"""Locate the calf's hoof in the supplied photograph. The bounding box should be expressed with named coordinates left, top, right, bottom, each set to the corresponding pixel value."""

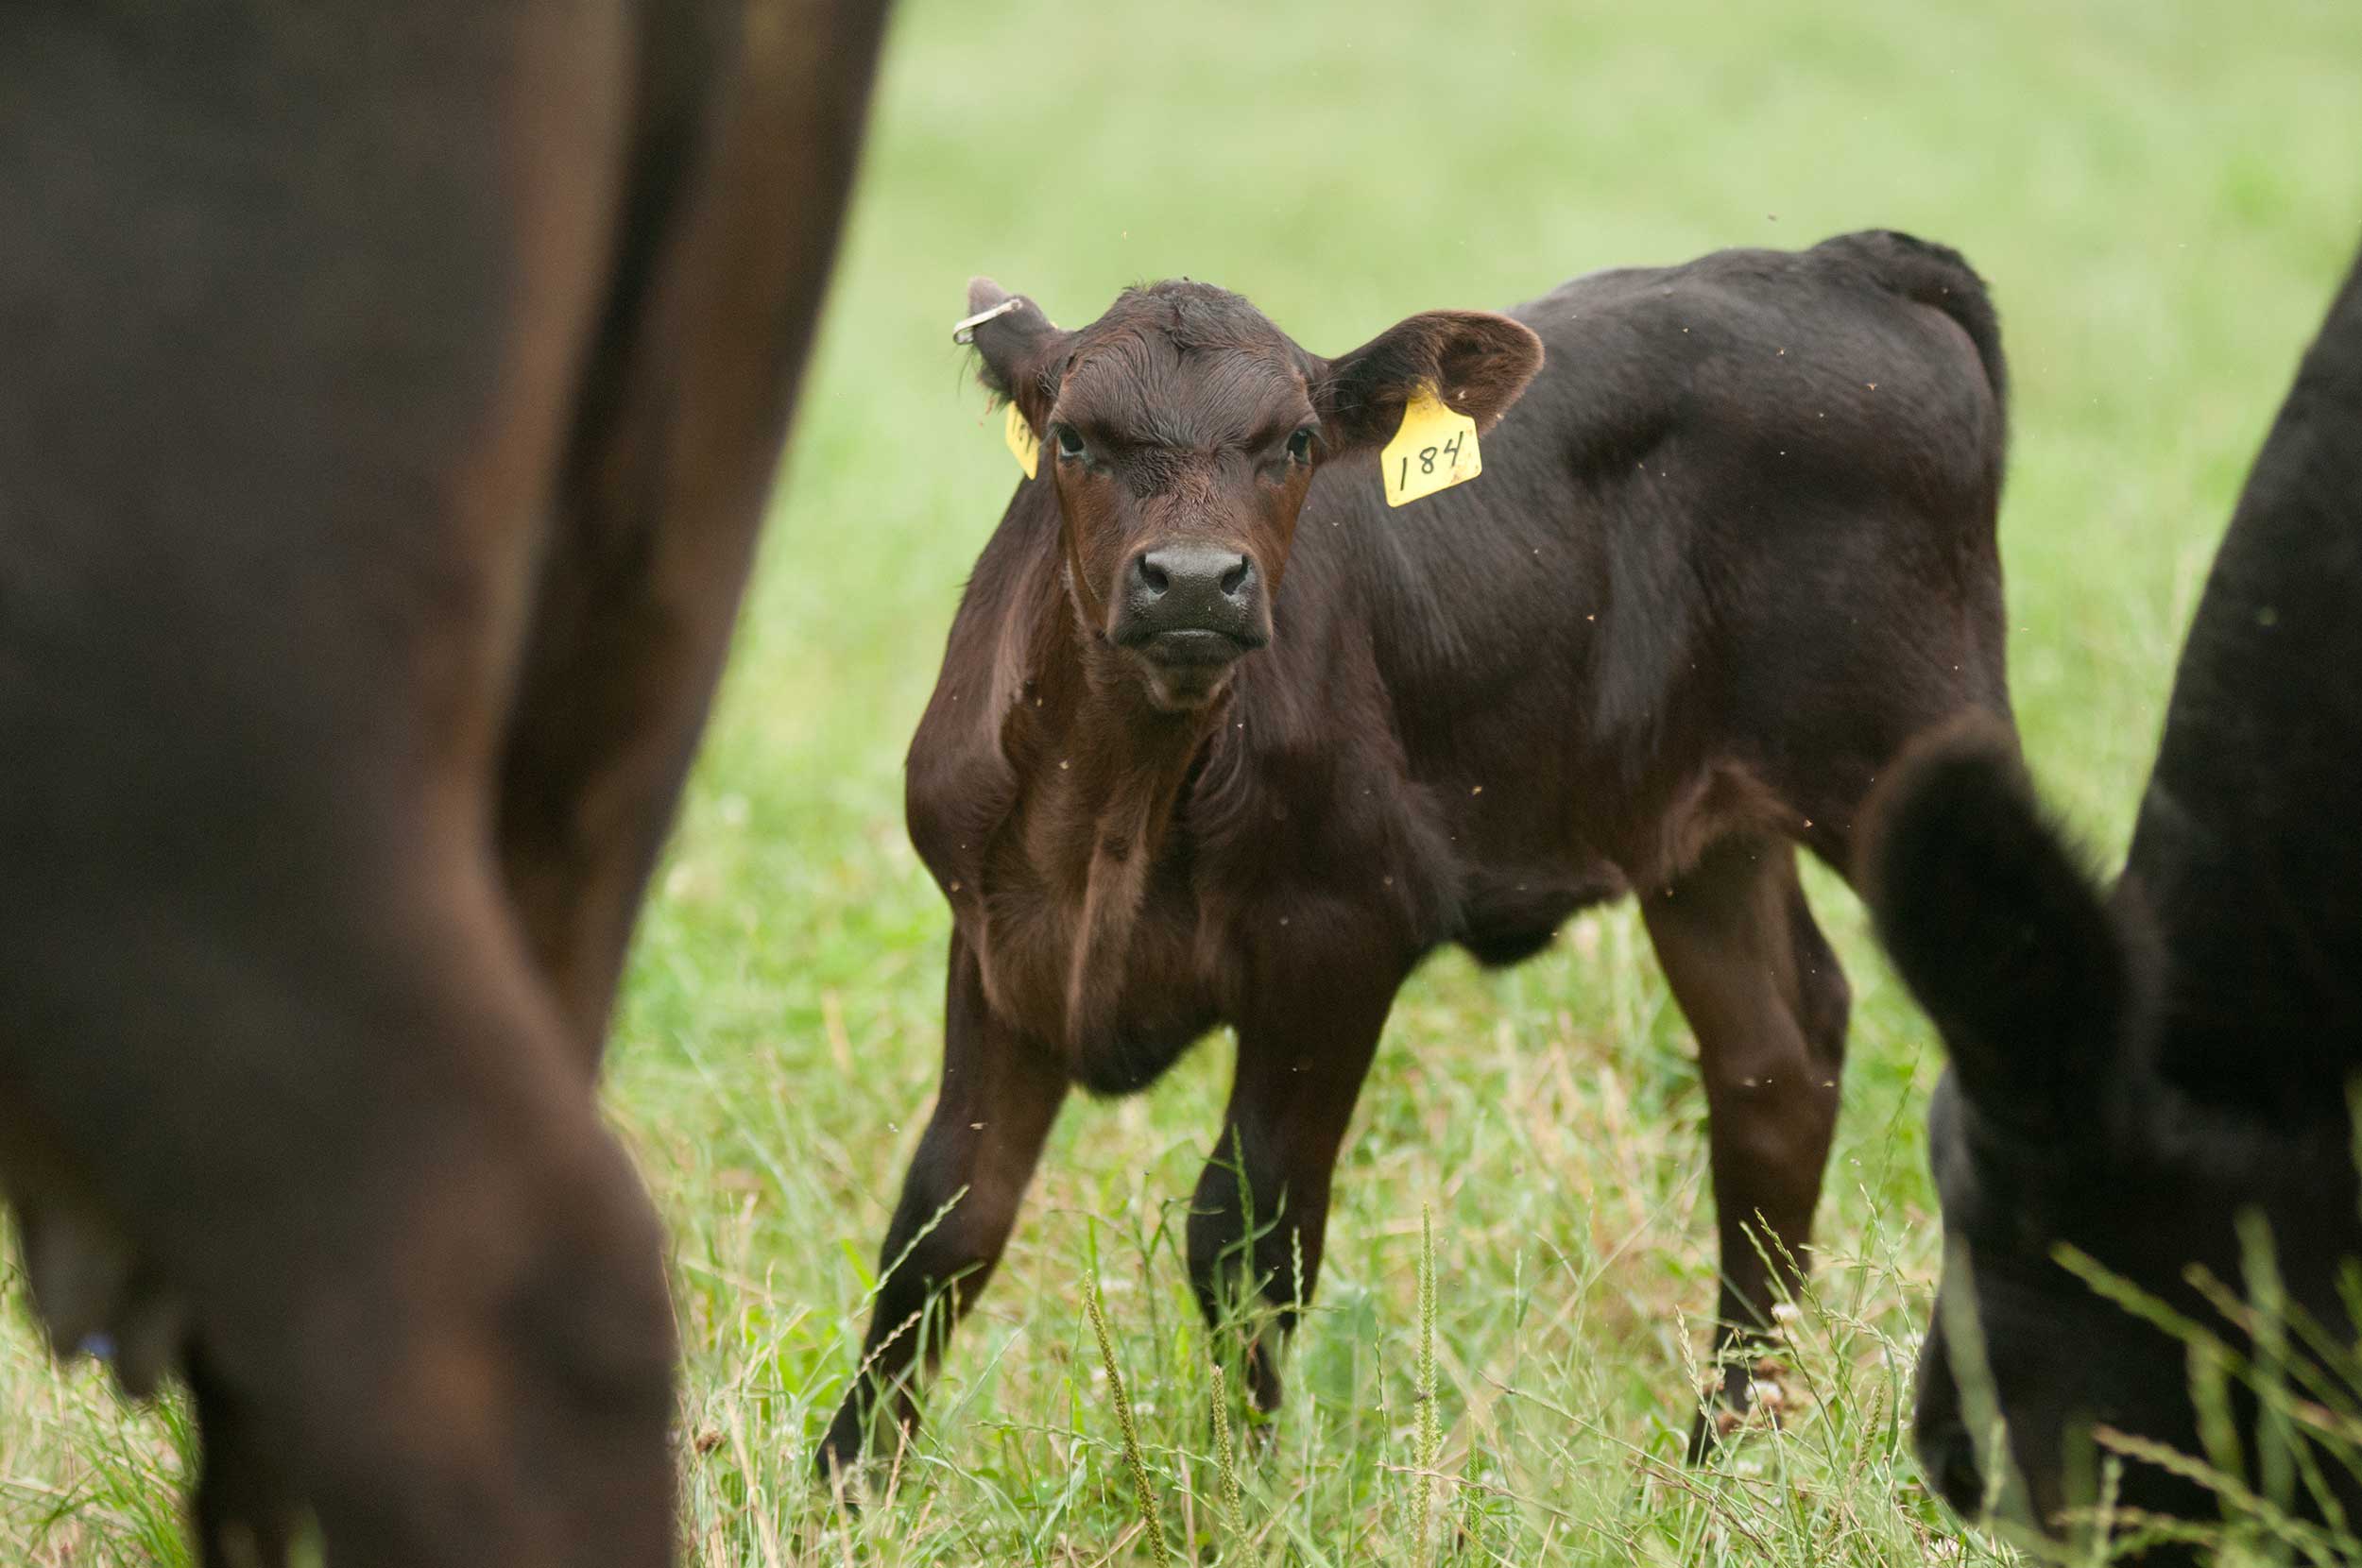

left=813, top=1412, right=865, bottom=1491
left=1686, top=1356, right=1796, bottom=1461
left=813, top=1389, right=919, bottom=1498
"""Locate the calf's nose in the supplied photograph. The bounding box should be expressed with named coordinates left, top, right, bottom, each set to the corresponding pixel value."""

left=1135, top=545, right=1251, bottom=605
left=1120, top=544, right=1262, bottom=647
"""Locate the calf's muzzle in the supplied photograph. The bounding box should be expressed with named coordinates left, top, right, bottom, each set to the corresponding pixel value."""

left=1115, top=543, right=1268, bottom=661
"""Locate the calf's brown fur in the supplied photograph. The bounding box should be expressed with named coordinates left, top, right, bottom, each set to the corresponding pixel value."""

left=821, top=230, right=2012, bottom=1472
left=0, top=2, right=887, bottom=1562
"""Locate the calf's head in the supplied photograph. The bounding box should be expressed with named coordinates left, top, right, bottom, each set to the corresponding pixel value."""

left=962, top=277, right=1540, bottom=710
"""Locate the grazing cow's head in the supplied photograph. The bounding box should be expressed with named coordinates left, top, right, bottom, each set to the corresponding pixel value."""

left=1863, top=724, right=2234, bottom=1547
left=1862, top=243, right=2362, bottom=1558
left=1872, top=736, right=2362, bottom=1555
left=962, top=278, right=1541, bottom=710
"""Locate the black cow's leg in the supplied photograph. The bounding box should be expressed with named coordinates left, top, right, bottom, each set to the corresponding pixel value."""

left=1640, top=834, right=1850, bottom=1458
left=816, top=934, right=1068, bottom=1479
left=1187, top=966, right=1396, bottom=1415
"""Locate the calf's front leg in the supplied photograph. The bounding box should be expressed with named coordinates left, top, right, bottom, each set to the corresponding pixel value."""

left=815, top=934, right=1067, bottom=1478
left=1187, top=953, right=1397, bottom=1413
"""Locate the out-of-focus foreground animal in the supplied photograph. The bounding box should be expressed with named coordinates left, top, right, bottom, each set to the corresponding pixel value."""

left=0, top=3, right=887, bottom=1562
left=1865, top=237, right=2362, bottom=1558
left=819, top=230, right=2013, bottom=1474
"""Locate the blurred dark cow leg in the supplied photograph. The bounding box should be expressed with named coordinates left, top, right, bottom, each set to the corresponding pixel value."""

left=0, top=3, right=887, bottom=1562
left=498, top=0, right=890, bottom=1063
left=188, top=1345, right=300, bottom=1568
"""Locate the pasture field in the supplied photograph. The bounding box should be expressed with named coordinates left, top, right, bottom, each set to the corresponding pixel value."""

left=5, top=0, right=2359, bottom=1561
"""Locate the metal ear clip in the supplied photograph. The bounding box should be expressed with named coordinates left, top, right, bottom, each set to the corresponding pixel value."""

left=951, top=297, right=1024, bottom=344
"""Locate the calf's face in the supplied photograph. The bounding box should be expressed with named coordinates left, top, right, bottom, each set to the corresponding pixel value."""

left=1864, top=721, right=2361, bottom=1558
left=963, top=278, right=1540, bottom=710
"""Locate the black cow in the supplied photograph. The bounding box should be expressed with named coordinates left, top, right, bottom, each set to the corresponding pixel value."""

left=1865, top=239, right=2362, bottom=1556
left=820, top=230, right=2013, bottom=1474
left=0, top=3, right=886, bottom=1563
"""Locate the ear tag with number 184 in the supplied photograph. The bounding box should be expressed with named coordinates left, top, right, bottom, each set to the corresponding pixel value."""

left=1380, top=384, right=1481, bottom=508
left=1003, top=402, right=1041, bottom=479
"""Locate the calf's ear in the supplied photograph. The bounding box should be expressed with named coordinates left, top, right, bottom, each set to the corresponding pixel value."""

left=1860, top=717, right=2134, bottom=1141
left=962, top=277, right=1073, bottom=436
left=1312, top=310, right=1543, bottom=454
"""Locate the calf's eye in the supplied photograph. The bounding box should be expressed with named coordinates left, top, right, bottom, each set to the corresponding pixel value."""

left=1286, top=426, right=1317, bottom=464
left=1055, top=426, right=1087, bottom=461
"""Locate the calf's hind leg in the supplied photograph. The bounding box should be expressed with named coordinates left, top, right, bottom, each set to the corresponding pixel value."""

left=1639, top=834, right=1850, bottom=1457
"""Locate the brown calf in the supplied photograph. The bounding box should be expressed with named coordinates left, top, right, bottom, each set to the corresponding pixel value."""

left=820, top=230, right=2011, bottom=1473
left=0, top=3, right=885, bottom=1563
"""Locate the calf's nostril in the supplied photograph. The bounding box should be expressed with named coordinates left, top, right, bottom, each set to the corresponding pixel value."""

left=1219, top=556, right=1250, bottom=596
left=1137, top=555, right=1170, bottom=594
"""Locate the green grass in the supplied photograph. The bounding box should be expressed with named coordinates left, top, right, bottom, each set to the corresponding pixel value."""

left=6, top=0, right=2360, bottom=1560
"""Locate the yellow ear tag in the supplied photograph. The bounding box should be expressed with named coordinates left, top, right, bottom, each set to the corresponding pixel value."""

left=1004, top=402, right=1041, bottom=479
left=1380, top=384, right=1481, bottom=508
